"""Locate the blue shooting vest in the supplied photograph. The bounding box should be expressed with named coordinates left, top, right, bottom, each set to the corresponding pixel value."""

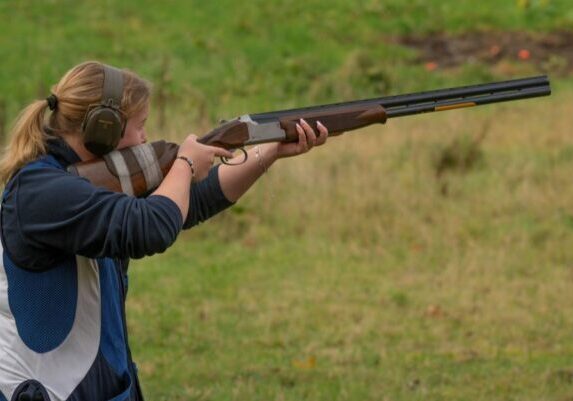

left=0, top=156, right=141, bottom=401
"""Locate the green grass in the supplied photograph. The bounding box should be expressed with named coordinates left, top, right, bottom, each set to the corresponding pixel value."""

left=2, top=1, right=573, bottom=399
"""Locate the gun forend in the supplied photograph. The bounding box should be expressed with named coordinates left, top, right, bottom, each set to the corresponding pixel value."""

left=278, top=104, right=387, bottom=141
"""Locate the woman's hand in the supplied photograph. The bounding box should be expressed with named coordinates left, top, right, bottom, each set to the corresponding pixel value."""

left=178, top=134, right=233, bottom=182
left=274, top=118, right=329, bottom=159
left=217, top=119, right=329, bottom=203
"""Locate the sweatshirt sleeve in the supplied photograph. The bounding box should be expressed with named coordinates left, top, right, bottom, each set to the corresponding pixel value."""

left=184, top=165, right=234, bottom=229
left=2, top=165, right=183, bottom=270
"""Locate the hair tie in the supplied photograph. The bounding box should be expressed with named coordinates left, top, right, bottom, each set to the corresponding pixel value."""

left=46, top=94, right=58, bottom=111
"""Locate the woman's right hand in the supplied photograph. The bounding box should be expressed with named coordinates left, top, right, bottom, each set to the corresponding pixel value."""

left=178, top=134, right=233, bottom=182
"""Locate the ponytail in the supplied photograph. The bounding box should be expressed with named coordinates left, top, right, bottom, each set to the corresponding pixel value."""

left=0, top=99, right=51, bottom=184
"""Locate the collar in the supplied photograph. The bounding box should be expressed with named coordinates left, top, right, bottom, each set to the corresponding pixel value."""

left=46, top=137, right=82, bottom=167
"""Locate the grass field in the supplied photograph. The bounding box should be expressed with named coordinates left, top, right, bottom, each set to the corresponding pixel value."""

left=1, top=1, right=573, bottom=400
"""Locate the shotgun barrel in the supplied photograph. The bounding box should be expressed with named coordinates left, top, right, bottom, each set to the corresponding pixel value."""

left=249, top=75, right=551, bottom=121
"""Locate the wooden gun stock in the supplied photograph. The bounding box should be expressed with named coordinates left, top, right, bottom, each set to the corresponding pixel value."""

left=67, top=141, right=179, bottom=197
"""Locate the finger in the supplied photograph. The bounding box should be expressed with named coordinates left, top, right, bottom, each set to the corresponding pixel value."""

left=296, top=123, right=309, bottom=153
left=300, top=118, right=317, bottom=146
left=317, top=121, right=328, bottom=136
left=316, top=121, right=328, bottom=145
left=213, top=147, right=234, bottom=159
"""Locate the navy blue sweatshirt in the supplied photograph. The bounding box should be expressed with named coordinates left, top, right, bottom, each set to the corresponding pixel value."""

left=1, top=138, right=233, bottom=270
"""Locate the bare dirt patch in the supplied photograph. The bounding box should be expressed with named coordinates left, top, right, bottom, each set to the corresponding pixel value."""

left=394, top=31, right=573, bottom=76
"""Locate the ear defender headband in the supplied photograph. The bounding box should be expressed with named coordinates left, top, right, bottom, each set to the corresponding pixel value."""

left=82, top=65, right=126, bottom=156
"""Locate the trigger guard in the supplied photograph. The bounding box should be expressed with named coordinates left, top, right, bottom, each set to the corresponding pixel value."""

left=221, top=148, right=248, bottom=165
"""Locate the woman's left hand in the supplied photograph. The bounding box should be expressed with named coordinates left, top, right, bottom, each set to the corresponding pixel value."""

left=274, top=118, right=329, bottom=159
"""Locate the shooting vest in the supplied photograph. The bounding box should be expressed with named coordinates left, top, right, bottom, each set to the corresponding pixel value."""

left=0, top=156, right=139, bottom=401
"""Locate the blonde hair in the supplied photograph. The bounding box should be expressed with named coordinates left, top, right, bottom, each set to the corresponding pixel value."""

left=0, top=61, right=151, bottom=184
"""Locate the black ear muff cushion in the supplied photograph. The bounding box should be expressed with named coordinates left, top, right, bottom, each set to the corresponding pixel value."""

left=83, top=106, right=124, bottom=156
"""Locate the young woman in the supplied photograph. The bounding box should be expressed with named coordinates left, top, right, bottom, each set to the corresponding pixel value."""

left=0, top=61, right=328, bottom=401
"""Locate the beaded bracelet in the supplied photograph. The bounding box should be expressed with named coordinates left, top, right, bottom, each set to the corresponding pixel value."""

left=176, top=155, right=195, bottom=178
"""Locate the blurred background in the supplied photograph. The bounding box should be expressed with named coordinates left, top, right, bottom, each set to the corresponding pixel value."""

left=1, top=1, right=572, bottom=400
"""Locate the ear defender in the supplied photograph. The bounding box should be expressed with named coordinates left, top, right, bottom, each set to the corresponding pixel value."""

left=82, top=65, right=126, bottom=157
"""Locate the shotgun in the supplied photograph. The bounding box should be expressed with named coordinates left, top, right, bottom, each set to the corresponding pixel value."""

left=67, top=75, right=551, bottom=196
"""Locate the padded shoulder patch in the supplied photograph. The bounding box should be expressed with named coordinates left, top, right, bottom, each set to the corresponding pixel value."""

left=3, top=253, right=78, bottom=353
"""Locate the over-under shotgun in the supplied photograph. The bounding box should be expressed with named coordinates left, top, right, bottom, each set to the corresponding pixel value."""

left=68, top=75, right=551, bottom=196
